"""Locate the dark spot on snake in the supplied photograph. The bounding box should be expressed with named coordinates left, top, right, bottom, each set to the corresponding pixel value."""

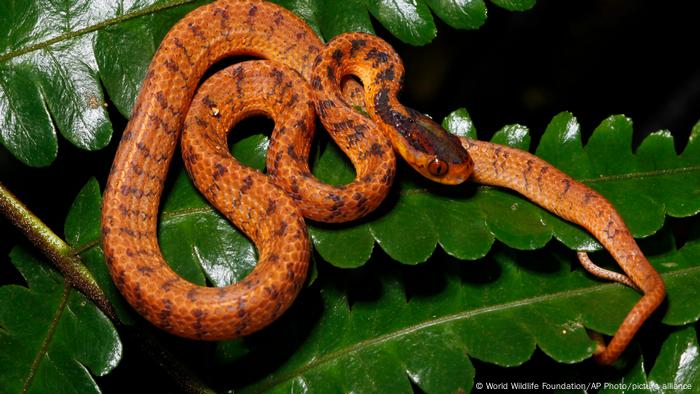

left=266, top=199, right=277, bottom=215
left=213, top=162, right=227, bottom=179
left=163, top=59, right=179, bottom=72
left=311, top=76, right=322, bottom=90
left=332, top=49, right=343, bottom=64
left=136, top=142, right=150, bottom=156
left=240, top=175, right=254, bottom=194
left=120, top=227, right=136, bottom=238
left=264, top=285, right=280, bottom=299
left=365, top=48, right=389, bottom=66
left=187, top=288, right=199, bottom=301
left=289, top=177, right=301, bottom=196
left=326, top=65, right=336, bottom=83
left=275, top=220, right=288, bottom=237
left=194, top=116, right=208, bottom=128
left=356, top=195, right=369, bottom=210
left=370, top=143, right=384, bottom=157
left=312, top=54, right=322, bottom=68
left=237, top=309, right=247, bottom=318
left=317, top=100, right=335, bottom=117
left=561, top=179, right=571, bottom=195
left=133, top=283, right=142, bottom=300
left=154, top=91, right=168, bottom=109
left=271, top=68, right=284, bottom=87
left=294, top=119, right=307, bottom=134
left=603, top=219, right=619, bottom=239
left=187, top=23, right=206, bottom=41
left=535, top=165, right=550, bottom=187
left=183, top=150, right=198, bottom=164
left=159, top=298, right=173, bottom=325
left=583, top=191, right=595, bottom=205
left=376, top=66, right=395, bottom=82
left=269, top=253, right=279, bottom=263
left=160, top=278, right=178, bottom=292
left=273, top=10, right=284, bottom=25
left=287, top=145, right=300, bottom=161
left=131, top=163, right=144, bottom=176
left=287, top=93, right=299, bottom=107
left=248, top=4, right=258, bottom=17
left=308, top=45, right=319, bottom=54
left=115, top=269, right=126, bottom=287
left=350, top=39, right=366, bottom=56
left=213, top=7, right=229, bottom=21
left=137, top=265, right=154, bottom=276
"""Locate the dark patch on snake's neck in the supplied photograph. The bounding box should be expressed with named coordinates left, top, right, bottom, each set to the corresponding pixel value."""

left=373, top=88, right=469, bottom=165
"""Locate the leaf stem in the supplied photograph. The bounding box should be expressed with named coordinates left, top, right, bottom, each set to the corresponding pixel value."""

left=0, top=180, right=117, bottom=320
left=1, top=181, right=218, bottom=393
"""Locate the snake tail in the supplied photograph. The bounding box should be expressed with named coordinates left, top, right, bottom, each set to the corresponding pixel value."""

left=462, top=137, right=665, bottom=364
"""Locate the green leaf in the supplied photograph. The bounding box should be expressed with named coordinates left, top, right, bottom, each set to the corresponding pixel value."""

left=490, top=0, right=536, bottom=12
left=648, top=326, right=700, bottom=392
left=301, top=111, right=700, bottom=266
left=367, top=0, right=437, bottom=46
left=235, top=234, right=700, bottom=392
left=148, top=109, right=700, bottom=273
left=1, top=0, right=537, bottom=166
left=425, top=0, right=487, bottom=30
left=0, top=0, right=120, bottom=166
left=0, top=246, right=122, bottom=393
left=600, top=326, right=700, bottom=393
left=94, top=1, right=207, bottom=117
left=64, top=178, right=135, bottom=324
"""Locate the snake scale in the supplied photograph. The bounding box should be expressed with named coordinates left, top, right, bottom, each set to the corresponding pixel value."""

left=101, top=0, right=665, bottom=365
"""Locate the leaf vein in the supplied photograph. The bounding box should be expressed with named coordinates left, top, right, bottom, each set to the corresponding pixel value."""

left=254, top=265, right=698, bottom=391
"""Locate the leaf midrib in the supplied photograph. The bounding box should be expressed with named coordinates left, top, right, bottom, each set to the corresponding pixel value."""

left=21, top=282, right=71, bottom=393
left=250, top=266, right=699, bottom=393
left=0, top=0, right=197, bottom=63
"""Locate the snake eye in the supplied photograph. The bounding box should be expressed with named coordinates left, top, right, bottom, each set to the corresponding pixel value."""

left=428, top=158, right=448, bottom=177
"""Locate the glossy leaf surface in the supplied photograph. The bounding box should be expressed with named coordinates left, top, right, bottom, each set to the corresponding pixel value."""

left=233, top=235, right=700, bottom=392
left=0, top=247, right=121, bottom=393
left=1, top=0, right=532, bottom=166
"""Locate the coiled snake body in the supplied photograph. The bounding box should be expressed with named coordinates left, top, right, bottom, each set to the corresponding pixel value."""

left=102, top=0, right=664, bottom=365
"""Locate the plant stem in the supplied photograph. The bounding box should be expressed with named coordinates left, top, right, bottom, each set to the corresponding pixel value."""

left=0, top=180, right=117, bottom=320
left=1, top=180, right=217, bottom=393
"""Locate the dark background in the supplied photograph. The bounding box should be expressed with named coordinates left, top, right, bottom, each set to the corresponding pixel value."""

left=1, top=0, right=699, bottom=390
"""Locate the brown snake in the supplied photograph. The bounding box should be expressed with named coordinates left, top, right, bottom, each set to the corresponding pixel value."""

left=101, top=0, right=665, bottom=365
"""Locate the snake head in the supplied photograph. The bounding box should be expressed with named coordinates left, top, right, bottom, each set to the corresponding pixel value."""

left=396, top=108, right=474, bottom=185
left=371, top=87, right=472, bottom=185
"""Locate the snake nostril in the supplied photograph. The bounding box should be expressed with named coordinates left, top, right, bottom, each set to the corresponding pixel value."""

left=428, top=157, right=448, bottom=177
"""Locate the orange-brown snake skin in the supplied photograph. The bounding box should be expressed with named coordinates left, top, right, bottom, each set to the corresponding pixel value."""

left=101, top=0, right=665, bottom=365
